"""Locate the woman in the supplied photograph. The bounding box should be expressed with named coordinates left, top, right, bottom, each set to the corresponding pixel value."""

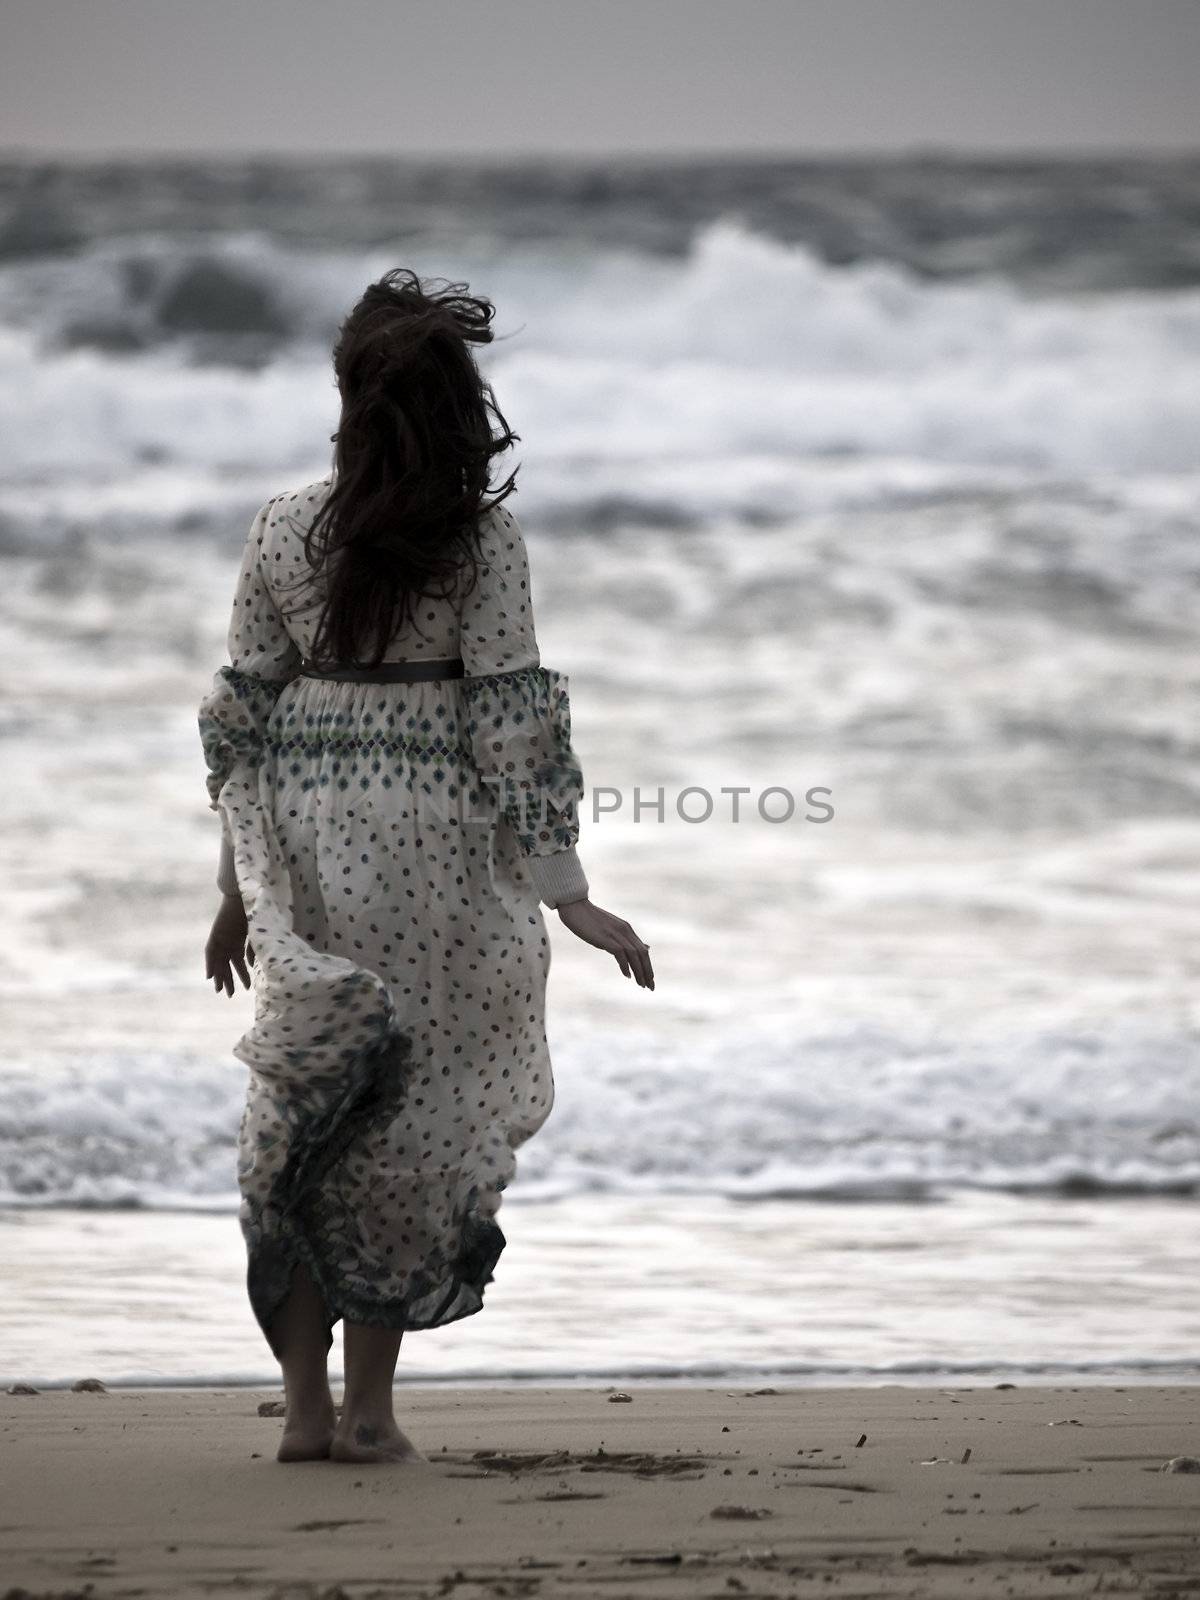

left=199, top=268, right=653, bottom=1466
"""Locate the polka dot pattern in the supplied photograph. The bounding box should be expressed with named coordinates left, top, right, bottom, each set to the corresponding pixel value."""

left=198, top=478, right=583, bottom=1349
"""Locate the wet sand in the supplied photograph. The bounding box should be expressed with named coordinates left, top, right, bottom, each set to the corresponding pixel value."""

left=2, top=1384, right=1199, bottom=1596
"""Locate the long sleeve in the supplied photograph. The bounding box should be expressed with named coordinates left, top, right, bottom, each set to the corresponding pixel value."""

left=460, top=504, right=589, bottom=909
left=200, top=496, right=303, bottom=896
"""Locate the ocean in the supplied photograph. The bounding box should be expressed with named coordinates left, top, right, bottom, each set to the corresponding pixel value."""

left=1, top=153, right=1198, bottom=1386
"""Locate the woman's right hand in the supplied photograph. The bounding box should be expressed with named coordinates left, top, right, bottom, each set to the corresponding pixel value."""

left=205, top=892, right=255, bottom=997
left=555, top=898, right=654, bottom=990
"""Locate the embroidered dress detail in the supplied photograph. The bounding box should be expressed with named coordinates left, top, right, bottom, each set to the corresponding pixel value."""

left=462, top=667, right=583, bottom=853
left=198, top=481, right=586, bottom=1350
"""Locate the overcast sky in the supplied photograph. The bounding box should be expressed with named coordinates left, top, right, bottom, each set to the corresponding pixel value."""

left=1, top=0, right=1196, bottom=159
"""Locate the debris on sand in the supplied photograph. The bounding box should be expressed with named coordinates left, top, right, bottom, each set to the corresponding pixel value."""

left=71, top=1378, right=108, bottom=1394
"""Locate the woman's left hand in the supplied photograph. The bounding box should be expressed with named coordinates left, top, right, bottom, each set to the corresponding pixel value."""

left=205, top=893, right=255, bottom=995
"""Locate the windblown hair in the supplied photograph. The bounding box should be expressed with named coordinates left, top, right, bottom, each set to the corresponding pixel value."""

left=282, top=267, right=520, bottom=667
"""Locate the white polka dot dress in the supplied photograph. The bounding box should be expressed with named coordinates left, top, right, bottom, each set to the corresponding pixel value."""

left=198, top=477, right=587, bottom=1348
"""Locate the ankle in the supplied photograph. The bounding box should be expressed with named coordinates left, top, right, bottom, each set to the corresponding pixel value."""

left=283, top=1379, right=334, bottom=1418
left=337, top=1395, right=397, bottom=1430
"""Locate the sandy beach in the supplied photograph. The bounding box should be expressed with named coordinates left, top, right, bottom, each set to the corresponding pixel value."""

left=3, top=1384, right=1199, bottom=1596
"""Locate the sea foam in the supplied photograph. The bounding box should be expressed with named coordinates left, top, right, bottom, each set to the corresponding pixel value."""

left=3, top=1023, right=1197, bottom=1209
left=2, top=221, right=1199, bottom=539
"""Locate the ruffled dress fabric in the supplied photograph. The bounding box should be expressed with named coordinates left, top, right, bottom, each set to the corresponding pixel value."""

left=198, top=479, right=583, bottom=1350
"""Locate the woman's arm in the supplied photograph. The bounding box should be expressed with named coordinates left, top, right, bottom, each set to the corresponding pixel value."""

left=457, top=504, right=652, bottom=987
left=460, top=503, right=589, bottom=908
left=217, top=823, right=238, bottom=897
left=201, top=494, right=302, bottom=911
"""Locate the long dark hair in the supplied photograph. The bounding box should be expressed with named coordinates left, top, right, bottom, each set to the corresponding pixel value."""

left=281, top=267, right=520, bottom=667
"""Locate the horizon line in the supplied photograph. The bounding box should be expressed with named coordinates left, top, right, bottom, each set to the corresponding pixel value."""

left=2, top=142, right=1199, bottom=166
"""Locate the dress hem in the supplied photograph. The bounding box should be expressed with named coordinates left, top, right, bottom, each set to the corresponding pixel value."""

left=251, top=1205, right=507, bottom=1356
left=242, top=1018, right=508, bottom=1353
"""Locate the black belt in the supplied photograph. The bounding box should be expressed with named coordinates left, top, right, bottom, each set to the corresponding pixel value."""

left=299, top=656, right=465, bottom=683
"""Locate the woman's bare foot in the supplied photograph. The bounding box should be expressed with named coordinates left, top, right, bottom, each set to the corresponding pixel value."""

left=330, top=1415, right=428, bottom=1464
left=277, top=1400, right=337, bottom=1463
left=271, top=1264, right=337, bottom=1462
